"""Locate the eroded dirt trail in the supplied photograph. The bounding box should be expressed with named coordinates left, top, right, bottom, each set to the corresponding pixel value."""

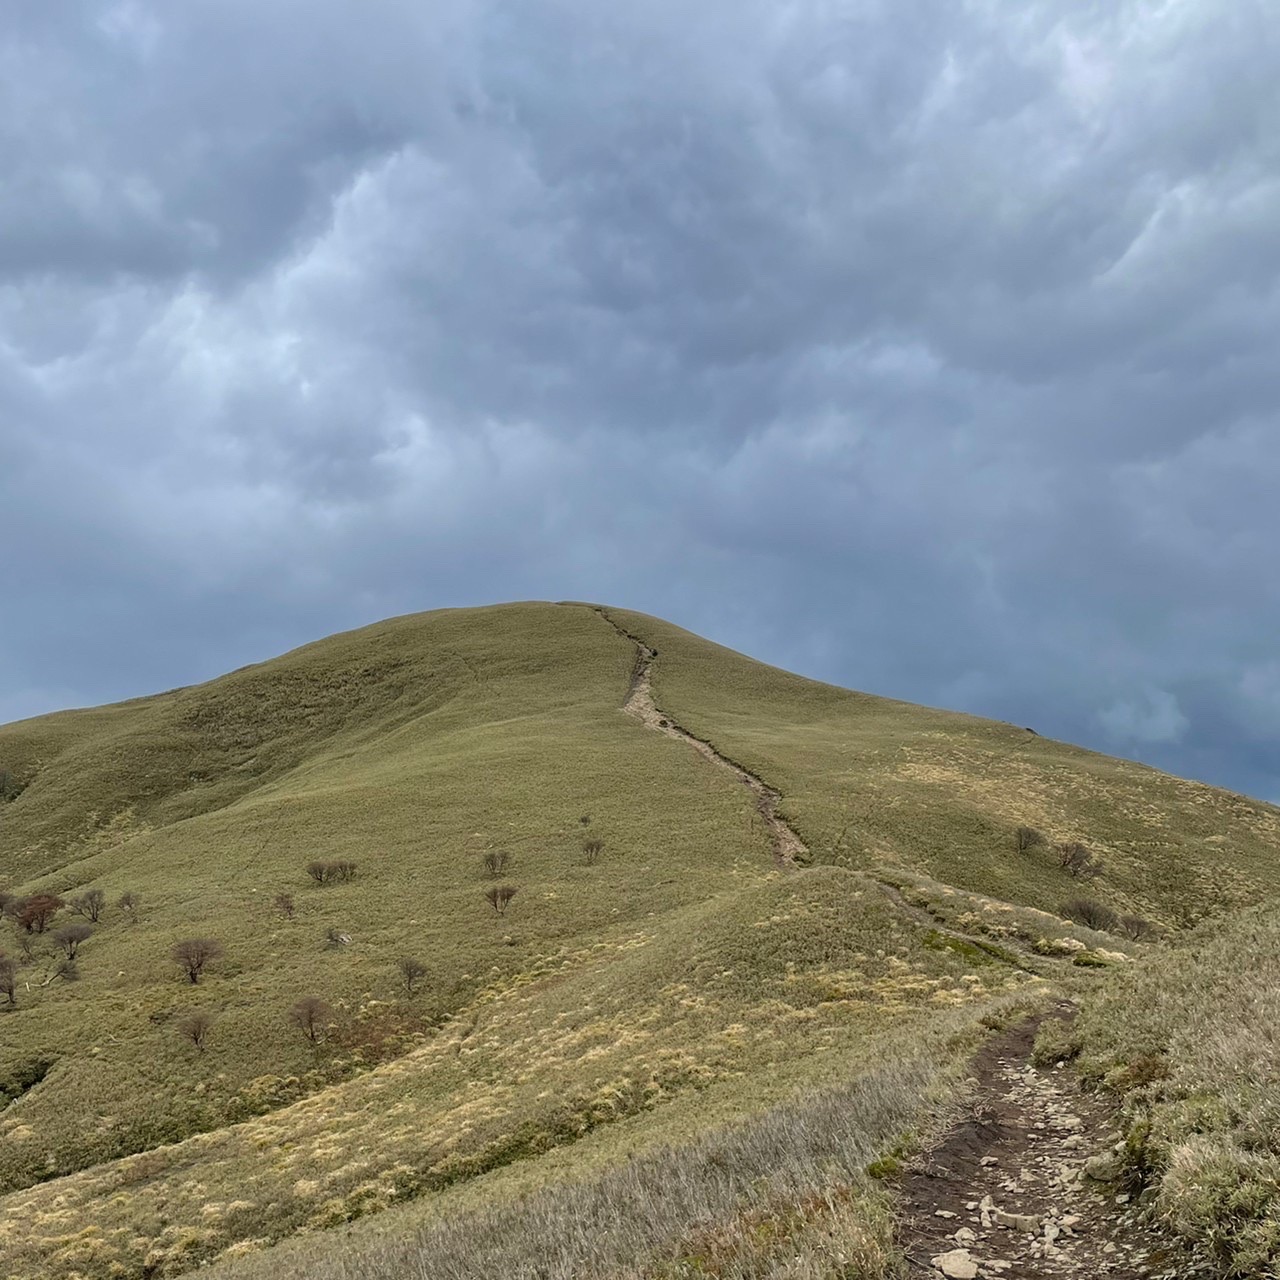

left=594, top=609, right=806, bottom=868
left=899, top=1014, right=1200, bottom=1280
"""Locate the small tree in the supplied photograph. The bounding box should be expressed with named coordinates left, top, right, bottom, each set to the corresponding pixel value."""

left=178, top=1010, right=214, bottom=1052
left=482, top=849, right=511, bottom=877
left=172, top=938, right=224, bottom=984
left=396, top=956, right=427, bottom=996
left=485, top=885, right=518, bottom=916
left=1057, top=842, right=1103, bottom=880
left=291, top=995, right=331, bottom=1044
left=1061, top=898, right=1118, bottom=932
left=306, top=861, right=330, bottom=884
left=118, top=890, right=139, bottom=919
left=1014, top=826, right=1045, bottom=854
left=1118, top=914, right=1156, bottom=941
left=273, top=893, right=296, bottom=920
left=581, top=838, right=604, bottom=865
left=17, top=894, right=64, bottom=934
left=53, top=923, right=92, bottom=960
left=0, top=956, right=15, bottom=1006
left=330, top=860, right=357, bottom=882
left=70, top=889, right=107, bottom=923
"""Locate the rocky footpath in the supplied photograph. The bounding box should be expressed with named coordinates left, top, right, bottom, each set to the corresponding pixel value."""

left=897, top=1012, right=1207, bottom=1280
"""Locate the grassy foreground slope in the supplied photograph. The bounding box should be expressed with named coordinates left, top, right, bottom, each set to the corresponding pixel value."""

left=0, top=601, right=1275, bottom=1278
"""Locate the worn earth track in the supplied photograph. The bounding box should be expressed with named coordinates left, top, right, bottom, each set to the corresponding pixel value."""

left=898, top=1012, right=1202, bottom=1280
left=593, top=608, right=806, bottom=869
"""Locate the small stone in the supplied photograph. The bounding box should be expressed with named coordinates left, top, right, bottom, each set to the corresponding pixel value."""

left=993, top=1208, right=1041, bottom=1234
left=955, top=1227, right=977, bottom=1245
left=1103, top=1242, right=1118, bottom=1254
left=931, top=1249, right=980, bottom=1279
left=980, top=1156, right=999, bottom=1166
left=935, top=1209, right=958, bottom=1219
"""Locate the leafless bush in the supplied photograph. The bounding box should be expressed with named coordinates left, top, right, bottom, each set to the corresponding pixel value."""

left=396, top=956, right=427, bottom=996
left=1118, top=914, right=1156, bottom=941
left=178, top=1010, right=214, bottom=1052
left=1015, top=826, right=1045, bottom=854
left=579, top=814, right=592, bottom=826
left=291, top=995, right=331, bottom=1043
left=171, top=938, right=224, bottom=984
left=0, top=956, right=15, bottom=1006
left=485, top=885, right=518, bottom=916
left=53, top=923, right=92, bottom=959
left=273, top=893, right=296, bottom=919
left=1057, top=841, right=1103, bottom=879
left=1061, top=898, right=1118, bottom=932
left=582, top=837, right=605, bottom=864
left=70, top=889, right=106, bottom=922
left=325, top=927, right=351, bottom=949
left=16, top=894, right=64, bottom=934
left=118, top=890, right=139, bottom=919
left=482, top=850, right=511, bottom=878
left=306, top=860, right=357, bottom=884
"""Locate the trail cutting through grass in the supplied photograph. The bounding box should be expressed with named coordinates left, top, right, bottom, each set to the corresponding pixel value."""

left=898, top=1012, right=1203, bottom=1280
left=593, top=608, right=806, bottom=868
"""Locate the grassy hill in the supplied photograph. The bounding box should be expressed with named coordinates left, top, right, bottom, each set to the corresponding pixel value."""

left=1, top=601, right=1276, bottom=1279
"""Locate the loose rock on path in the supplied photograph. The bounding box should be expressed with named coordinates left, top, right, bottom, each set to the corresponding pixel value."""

left=897, top=1010, right=1207, bottom=1280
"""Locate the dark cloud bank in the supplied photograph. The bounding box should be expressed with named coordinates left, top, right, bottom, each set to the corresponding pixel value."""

left=3, top=1, right=1279, bottom=798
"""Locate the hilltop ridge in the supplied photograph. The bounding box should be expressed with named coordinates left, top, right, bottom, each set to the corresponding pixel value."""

left=2, top=602, right=1277, bottom=1278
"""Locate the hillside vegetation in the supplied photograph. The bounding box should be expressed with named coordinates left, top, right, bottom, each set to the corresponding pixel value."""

left=1, top=601, right=1275, bottom=1278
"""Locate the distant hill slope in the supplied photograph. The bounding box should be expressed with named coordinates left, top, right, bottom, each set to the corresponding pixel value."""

left=1, top=601, right=1276, bottom=1279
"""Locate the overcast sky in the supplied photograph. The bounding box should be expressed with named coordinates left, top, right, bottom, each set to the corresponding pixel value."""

left=3, top=1, right=1279, bottom=799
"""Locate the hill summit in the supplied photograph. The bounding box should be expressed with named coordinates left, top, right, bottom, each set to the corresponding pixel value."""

left=1, top=602, right=1277, bottom=1279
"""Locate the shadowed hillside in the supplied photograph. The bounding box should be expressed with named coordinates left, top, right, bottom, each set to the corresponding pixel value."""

left=1, top=602, right=1275, bottom=1278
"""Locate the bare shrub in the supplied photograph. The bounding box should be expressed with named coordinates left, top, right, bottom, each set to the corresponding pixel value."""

left=273, top=893, right=296, bottom=920
left=118, top=890, right=139, bottom=918
left=1118, top=914, right=1157, bottom=941
left=396, top=956, right=427, bottom=996
left=53, top=924, right=92, bottom=959
left=0, top=768, right=22, bottom=802
left=178, top=1010, right=214, bottom=1052
left=579, top=814, right=591, bottom=826
left=17, top=894, right=64, bottom=934
left=482, top=850, right=511, bottom=878
left=0, top=956, right=15, bottom=1005
left=171, top=938, right=223, bottom=984
left=1061, top=898, right=1118, bottom=932
left=325, top=927, right=351, bottom=949
left=1015, top=826, right=1045, bottom=854
left=1057, top=842, right=1103, bottom=879
left=70, top=889, right=106, bottom=922
left=485, top=885, right=518, bottom=916
left=582, top=838, right=605, bottom=865
left=291, top=995, right=331, bottom=1043
left=307, top=860, right=356, bottom=884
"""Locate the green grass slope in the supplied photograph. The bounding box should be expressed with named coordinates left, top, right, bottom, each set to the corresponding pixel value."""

left=0, top=601, right=1274, bottom=1279
left=611, top=607, right=1280, bottom=927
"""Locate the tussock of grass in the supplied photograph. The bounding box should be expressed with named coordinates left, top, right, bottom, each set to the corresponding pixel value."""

left=1036, top=908, right=1280, bottom=1276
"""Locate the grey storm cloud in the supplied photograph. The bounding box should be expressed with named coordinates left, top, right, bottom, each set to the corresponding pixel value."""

left=2, top=0, right=1280, bottom=797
